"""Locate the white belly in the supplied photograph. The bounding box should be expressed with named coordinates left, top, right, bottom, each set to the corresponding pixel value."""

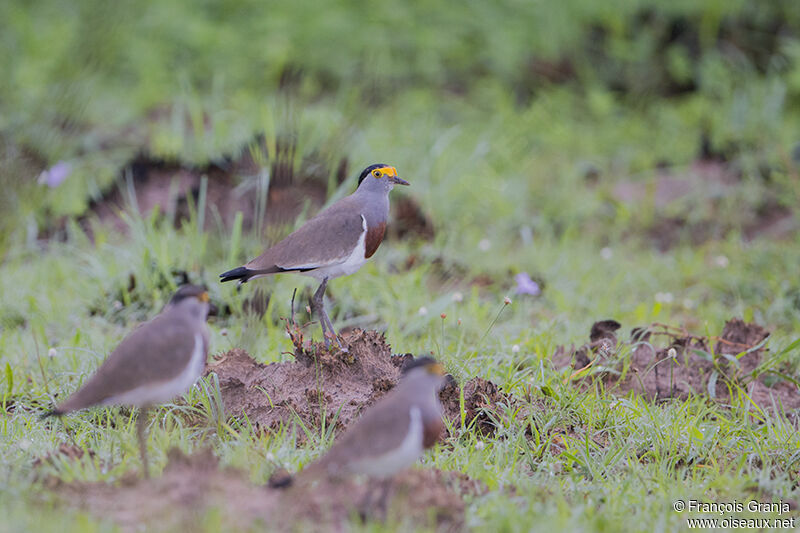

left=350, top=406, right=424, bottom=478
left=101, top=333, right=207, bottom=407
left=304, top=214, right=368, bottom=281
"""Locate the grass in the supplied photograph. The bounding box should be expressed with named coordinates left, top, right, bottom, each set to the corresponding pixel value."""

left=2, top=0, right=800, bottom=530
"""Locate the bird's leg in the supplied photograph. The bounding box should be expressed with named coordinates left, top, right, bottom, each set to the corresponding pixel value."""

left=312, top=278, right=347, bottom=351
left=358, top=478, right=378, bottom=521
left=322, top=308, right=345, bottom=351
left=136, top=406, right=151, bottom=479
left=312, top=278, right=331, bottom=347
left=376, top=478, right=393, bottom=520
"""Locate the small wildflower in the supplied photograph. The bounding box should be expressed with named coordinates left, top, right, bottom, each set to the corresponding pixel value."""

left=220, top=328, right=228, bottom=337
left=305, top=305, right=312, bottom=314
left=600, top=247, right=613, bottom=260
left=47, top=348, right=57, bottom=358
left=511, top=344, right=520, bottom=353
left=655, top=292, right=674, bottom=304
left=38, top=161, right=72, bottom=188
left=452, top=291, right=463, bottom=303
left=514, top=272, right=541, bottom=296
left=682, top=298, right=695, bottom=309
left=478, top=239, right=491, bottom=252
left=474, top=441, right=485, bottom=451
left=112, top=300, right=123, bottom=310
left=440, top=313, right=447, bottom=319
left=418, top=306, right=428, bottom=316
left=457, top=318, right=462, bottom=326
left=265, top=452, right=275, bottom=462
left=503, top=296, right=512, bottom=305
left=714, top=255, right=730, bottom=268
left=667, top=347, right=677, bottom=359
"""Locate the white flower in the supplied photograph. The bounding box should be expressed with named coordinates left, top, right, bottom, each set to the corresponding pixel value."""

left=265, top=452, right=275, bottom=462
left=474, top=441, right=485, bottom=450
left=47, top=348, right=57, bottom=358
left=220, top=328, right=229, bottom=337
left=655, top=292, right=674, bottom=304
left=452, top=292, right=464, bottom=303
left=511, top=344, right=520, bottom=353
left=503, top=296, right=512, bottom=305
left=714, top=255, right=729, bottom=268
left=418, top=307, right=428, bottom=316
left=600, top=247, right=613, bottom=260
left=478, top=239, right=491, bottom=252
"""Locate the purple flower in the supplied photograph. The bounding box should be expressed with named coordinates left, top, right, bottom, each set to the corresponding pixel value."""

left=38, top=161, right=72, bottom=188
left=514, top=272, right=541, bottom=296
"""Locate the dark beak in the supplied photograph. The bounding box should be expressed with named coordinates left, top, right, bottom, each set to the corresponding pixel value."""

left=391, top=176, right=410, bottom=186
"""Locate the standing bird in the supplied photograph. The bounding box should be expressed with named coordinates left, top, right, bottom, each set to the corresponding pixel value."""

left=290, top=356, right=446, bottom=491
left=219, top=163, right=409, bottom=349
left=42, top=285, right=212, bottom=478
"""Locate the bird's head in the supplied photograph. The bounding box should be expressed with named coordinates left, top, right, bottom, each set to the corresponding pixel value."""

left=402, top=356, right=448, bottom=389
left=357, top=163, right=409, bottom=193
left=168, top=284, right=213, bottom=319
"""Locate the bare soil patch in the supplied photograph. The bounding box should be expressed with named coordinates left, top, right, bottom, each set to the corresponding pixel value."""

left=610, top=160, right=796, bottom=250
left=54, top=448, right=483, bottom=532
left=206, top=327, right=518, bottom=439
left=85, top=151, right=330, bottom=235
left=83, top=142, right=434, bottom=242
left=554, top=318, right=800, bottom=414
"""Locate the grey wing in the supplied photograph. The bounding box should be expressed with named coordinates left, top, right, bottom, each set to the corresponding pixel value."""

left=319, top=400, right=413, bottom=467
left=56, top=314, right=198, bottom=412
left=246, top=203, right=365, bottom=271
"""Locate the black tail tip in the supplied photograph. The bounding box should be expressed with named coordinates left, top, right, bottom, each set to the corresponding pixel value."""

left=267, top=468, right=294, bottom=489
left=219, top=267, right=250, bottom=284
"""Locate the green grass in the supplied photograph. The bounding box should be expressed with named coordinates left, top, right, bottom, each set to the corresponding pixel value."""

left=2, top=0, right=800, bottom=530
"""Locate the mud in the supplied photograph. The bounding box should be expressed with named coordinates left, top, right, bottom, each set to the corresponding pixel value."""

left=54, top=448, right=483, bottom=532
left=555, top=318, right=800, bottom=413
left=32, top=443, right=96, bottom=468
left=85, top=151, right=329, bottom=235
left=206, top=328, right=516, bottom=439
left=610, top=161, right=796, bottom=250
left=84, top=144, right=434, bottom=242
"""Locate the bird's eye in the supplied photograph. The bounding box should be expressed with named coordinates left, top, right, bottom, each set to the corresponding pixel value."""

left=372, top=170, right=382, bottom=178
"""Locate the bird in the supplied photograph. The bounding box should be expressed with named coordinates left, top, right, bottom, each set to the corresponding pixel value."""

left=42, top=285, right=212, bottom=478
left=282, top=356, right=446, bottom=497
left=219, top=163, right=409, bottom=349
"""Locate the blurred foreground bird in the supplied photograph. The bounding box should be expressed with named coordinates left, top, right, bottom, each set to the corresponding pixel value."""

left=219, top=163, right=409, bottom=349
left=275, top=357, right=447, bottom=507
left=42, top=285, right=212, bottom=478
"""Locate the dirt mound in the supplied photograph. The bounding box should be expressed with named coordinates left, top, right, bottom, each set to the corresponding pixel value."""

left=55, top=449, right=483, bottom=532
left=439, top=377, right=514, bottom=435
left=206, top=328, right=515, bottom=439
left=555, top=318, right=800, bottom=413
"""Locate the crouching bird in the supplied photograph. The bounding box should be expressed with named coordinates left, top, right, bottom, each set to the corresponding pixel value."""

left=276, top=357, right=447, bottom=511
left=219, top=163, right=409, bottom=350
left=42, top=285, right=212, bottom=478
